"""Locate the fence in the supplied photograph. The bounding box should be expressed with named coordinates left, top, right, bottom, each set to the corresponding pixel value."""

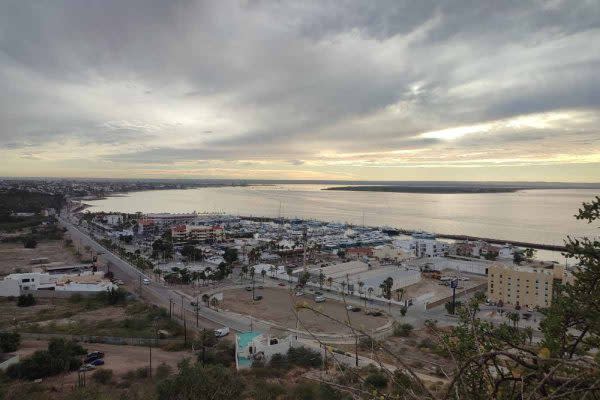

left=425, top=283, right=487, bottom=310
left=20, top=332, right=184, bottom=347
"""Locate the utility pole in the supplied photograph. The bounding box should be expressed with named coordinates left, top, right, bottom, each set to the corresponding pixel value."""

left=196, top=295, right=199, bottom=327
left=451, top=278, right=458, bottom=314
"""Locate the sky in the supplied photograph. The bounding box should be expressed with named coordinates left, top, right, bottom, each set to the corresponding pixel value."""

left=1, top=1, right=599, bottom=182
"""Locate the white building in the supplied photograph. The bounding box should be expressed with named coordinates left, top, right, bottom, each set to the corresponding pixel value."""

left=105, top=214, right=123, bottom=226
left=394, top=238, right=449, bottom=258
left=236, top=332, right=298, bottom=369
left=0, top=271, right=116, bottom=296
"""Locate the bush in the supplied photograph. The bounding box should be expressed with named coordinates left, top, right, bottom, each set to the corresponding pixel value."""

left=23, top=239, right=37, bottom=249
left=364, top=371, right=389, bottom=389
left=359, top=337, right=378, bottom=350
left=268, top=353, right=289, bottom=369
left=69, top=293, right=83, bottom=303
left=249, top=380, right=287, bottom=400
left=91, top=369, right=113, bottom=384
left=157, top=362, right=244, bottom=400
left=17, top=294, right=36, bottom=307
left=287, top=346, right=322, bottom=368
left=393, top=322, right=414, bottom=337
left=154, top=363, right=172, bottom=380
left=6, top=338, right=86, bottom=380
left=0, top=332, right=21, bottom=352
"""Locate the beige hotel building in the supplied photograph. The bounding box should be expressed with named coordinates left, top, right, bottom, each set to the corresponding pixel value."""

left=487, top=262, right=573, bottom=309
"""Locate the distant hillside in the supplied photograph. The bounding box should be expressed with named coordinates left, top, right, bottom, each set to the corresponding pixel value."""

left=0, top=189, right=65, bottom=213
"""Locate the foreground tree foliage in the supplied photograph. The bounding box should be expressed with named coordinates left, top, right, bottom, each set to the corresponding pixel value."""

left=432, top=196, right=600, bottom=399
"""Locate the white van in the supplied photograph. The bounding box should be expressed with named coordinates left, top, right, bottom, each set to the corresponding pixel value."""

left=214, top=327, right=230, bottom=337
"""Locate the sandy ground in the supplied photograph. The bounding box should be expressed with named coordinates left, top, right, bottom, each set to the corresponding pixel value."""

left=0, top=240, right=80, bottom=276
left=221, top=287, right=389, bottom=334
left=404, top=271, right=487, bottom=301
left=17, top=339, right=193, bottom=385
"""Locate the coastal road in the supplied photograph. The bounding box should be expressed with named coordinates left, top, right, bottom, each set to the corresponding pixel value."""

left=58, top=215, right=268, bottom=334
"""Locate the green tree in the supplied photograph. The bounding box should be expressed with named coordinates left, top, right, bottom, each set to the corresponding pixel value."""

left=223, top=248, right=238, bottom=265
left=379, top=277, right=393, bottom=300
left=157, top=361, right=244, bottom=400
left=0, top=332, right=20, bottom=352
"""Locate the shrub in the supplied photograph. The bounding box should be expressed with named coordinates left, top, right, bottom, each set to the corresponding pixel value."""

left=157, top=362, right=244, bottom=400
left=24, top=239, right=37, bottom=249
left=269, top=353, right=289, bottom=369
left=393, top=322, right=414, bottom=337
left=364, top=371, right=389, bottom=389
left=287, top=346, right=322, bottom=368
left=91, top=369, right=113, bottom=384
left=154, top=363, right=172, bottom=380
left=0, top=332, right=21, bottom=352
left=69, top=293, right=83, bottom=303
left=249, top=380, right=287, bottom=400
left=17, top=294, right=36, bottom=307
left=359, top=337, right=378, bottom=350
left=6, top=338, right=86, bottom=380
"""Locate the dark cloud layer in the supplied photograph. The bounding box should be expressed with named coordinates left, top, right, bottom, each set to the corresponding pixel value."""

left=0, top=0, right=599, bottom=177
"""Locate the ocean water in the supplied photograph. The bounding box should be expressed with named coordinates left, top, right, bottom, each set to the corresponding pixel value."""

left=85, top=185, right=598, bottom=248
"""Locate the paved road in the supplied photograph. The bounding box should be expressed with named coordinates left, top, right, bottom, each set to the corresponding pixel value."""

left=58, top=215, right=259, bottom=333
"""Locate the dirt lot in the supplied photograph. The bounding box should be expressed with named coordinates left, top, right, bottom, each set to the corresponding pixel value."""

left=0, top=240, right=79, bottom=275
left=404, top=271, right=487, bottom=302
left=17, top=339, right=193, bottom=385
left=221, top=287, right=390, bottom=334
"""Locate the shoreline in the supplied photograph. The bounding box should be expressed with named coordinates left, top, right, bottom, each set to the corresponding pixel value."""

left=323, top=186, right=522, bottom=194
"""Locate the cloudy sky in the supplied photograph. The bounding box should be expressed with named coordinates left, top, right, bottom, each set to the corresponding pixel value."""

left=1, top=1, right=599, bottom=181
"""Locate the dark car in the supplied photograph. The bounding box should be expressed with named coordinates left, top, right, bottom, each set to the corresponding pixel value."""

left=253, top=295, right=263, bottom=301
left=245, top=286, right=252, bottom=291
left=278, top=282, right=286, bottom=286
left=87, top=351, right=105, bottom=359
left=90, top=359, right=105, bottom=366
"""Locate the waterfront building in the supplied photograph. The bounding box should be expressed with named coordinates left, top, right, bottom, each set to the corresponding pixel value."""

left=487, top=262, right=574, bottom=308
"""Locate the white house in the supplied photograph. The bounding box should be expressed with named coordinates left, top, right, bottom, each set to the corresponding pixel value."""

left=235, top=332, right=298, bottom=369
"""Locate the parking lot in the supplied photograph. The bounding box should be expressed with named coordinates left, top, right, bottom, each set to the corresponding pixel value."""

left=220, top=287, right=390, bottom=334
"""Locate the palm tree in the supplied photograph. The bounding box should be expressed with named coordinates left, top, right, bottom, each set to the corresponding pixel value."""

left=269, top=265, right=276, bottom=278
left=241, top=265, right=248, bottom=283
left=261, top=269, right=266, bottom=282
left=340, top=281, right=346, bottom=294
left=318, top=270, right=325, bottom=290
left=326, top=277, right=333, bottom=290
left=365, top=286, right=374, bottom=309
left=358, top=281, right=365, bottom=294
left=395, top=288, right=405, bottom=303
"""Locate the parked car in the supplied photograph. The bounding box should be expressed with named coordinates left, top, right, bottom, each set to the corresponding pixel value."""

left=142, top=278, right=150, bottom=285
left=245, top=286, right=252, bottom=291
left=214, top=327, right=230, bottom=338
left=346, top=305, right=354, bottom=310
left=315, top=296, right=325, bottom=303
left=258, top=285, right=264, bottom=289
left=190, top=301, right=198, bottom=307
left=90, top=359, right=105, bottom=366
left=351, top=307, right=362, bottom=312
left=79, top=364, right=96, bottom=372
left=295, top=291, right=304, bottom=297
left=253, top=295, right=263, bottom=301
left=86, top=351, right=105, bottom=359
left=278, top=282, right=286, bottom=286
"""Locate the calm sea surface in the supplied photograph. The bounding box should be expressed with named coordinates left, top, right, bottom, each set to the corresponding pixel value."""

left=85, top=185, right=598, bottom=248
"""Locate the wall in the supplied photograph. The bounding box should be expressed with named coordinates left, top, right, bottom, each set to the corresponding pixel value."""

left=0, top=354, right=19, bottom=371
left=425, top=283, right=487, bottom=310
